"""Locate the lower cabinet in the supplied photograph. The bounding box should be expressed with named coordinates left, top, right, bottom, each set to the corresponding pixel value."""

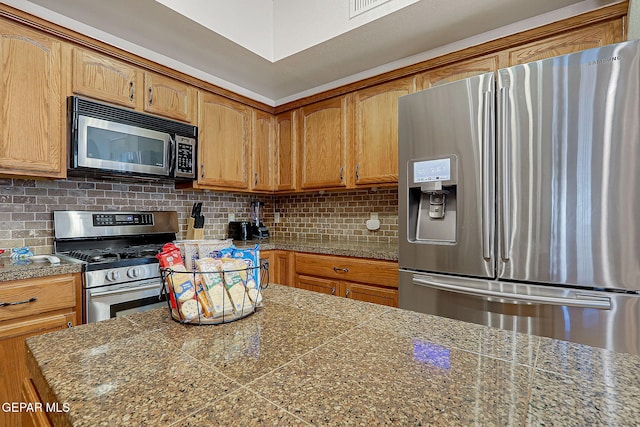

left=261, top=250, right=295, bottom=287
left=295, top=252, right=398, bottom=307
left=0, top=273, right=81, bottom=427
left=20, top=379, right=52, bottom=427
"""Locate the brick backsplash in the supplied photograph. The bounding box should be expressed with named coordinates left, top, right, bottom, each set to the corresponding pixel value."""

left=0, top=178, right=398, bottom=255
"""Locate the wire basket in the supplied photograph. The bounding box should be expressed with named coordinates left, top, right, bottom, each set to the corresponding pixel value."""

left=161, top=259, right=269, bottom=325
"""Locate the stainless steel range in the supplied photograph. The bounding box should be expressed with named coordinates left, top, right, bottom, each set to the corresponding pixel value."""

left=53, top=210, right=178, bottom=323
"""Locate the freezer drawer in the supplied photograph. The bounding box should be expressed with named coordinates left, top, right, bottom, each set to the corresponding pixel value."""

left=399, top=270, right=640, bottom=355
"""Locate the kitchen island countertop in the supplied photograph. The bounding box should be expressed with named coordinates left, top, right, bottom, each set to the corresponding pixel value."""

left=26, top=284, right=640, bottom=426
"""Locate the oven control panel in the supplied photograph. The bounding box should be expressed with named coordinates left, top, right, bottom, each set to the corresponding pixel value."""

left=93, top=213, right=154, bottom=226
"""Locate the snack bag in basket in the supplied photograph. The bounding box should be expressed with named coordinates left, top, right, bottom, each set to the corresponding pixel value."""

left=219, top=245, right=261, bottom=290
left=155, top=243, right=184, bottom=317
left=195, top=257, right=233, bottom=318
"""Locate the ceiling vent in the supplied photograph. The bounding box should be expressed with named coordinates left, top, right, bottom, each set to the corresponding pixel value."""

left=349, top=0, right=393, bottom=18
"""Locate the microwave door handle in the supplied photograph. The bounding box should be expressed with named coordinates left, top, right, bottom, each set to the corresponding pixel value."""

left=168, top=135, right=176, bottom=177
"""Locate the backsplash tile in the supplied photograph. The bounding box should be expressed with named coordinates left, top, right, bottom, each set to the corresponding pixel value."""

left=0, top=178, right=398, bottom=254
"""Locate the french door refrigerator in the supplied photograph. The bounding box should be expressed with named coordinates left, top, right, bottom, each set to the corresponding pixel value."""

left=398, top=39, right=640, bottom=355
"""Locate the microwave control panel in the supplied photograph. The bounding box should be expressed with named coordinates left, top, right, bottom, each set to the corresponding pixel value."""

left=175, top=136, right=196, bottom=178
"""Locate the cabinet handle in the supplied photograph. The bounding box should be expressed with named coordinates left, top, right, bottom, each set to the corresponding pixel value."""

left=201, top=164, right=205, bottom=179
left=129, top=81, right=135, bottom=101
left=67, top=322, right=73, bottom=328
left=355, top=163, right=360, bottom=181
left=148, top=87, right=153, bottom=105
left=331, top=287, right=336, bottom=295
left=333, top=267, right=349, bottom=273
left=339, top=166, right=344, bottom=181
left=0, top=297, right=37, bottom=307
left=345, top=289, right=350, bottom=298
left=254, top=172, right=258, bottom=186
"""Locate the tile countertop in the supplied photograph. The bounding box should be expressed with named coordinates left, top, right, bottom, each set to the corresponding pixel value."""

left=26, top=284, right=640, bottom=426
left=0, top=256, right=83, bottom=282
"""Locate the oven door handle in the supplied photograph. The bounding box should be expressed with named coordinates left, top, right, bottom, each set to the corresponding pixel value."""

left=89, top=281, right=162, bottom=297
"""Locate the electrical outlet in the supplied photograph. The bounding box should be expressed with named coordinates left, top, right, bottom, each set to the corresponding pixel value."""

left=274, top=212, right=281, bottom=223
left=228, top=213, right=235, bottom=222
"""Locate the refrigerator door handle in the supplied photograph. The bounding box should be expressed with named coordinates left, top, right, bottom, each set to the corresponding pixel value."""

left=482, top=91, right=492, bottom=260
left=499, top=87, right=511, bottom=261
left=412, top=276, right=612, bottom=309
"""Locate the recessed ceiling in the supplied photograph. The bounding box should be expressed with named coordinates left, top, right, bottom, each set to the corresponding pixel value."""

left=6, top=0, right=618, bottom=106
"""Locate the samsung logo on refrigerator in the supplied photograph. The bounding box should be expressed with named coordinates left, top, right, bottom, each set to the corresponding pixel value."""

left=586, top=55, right=621, bottom=66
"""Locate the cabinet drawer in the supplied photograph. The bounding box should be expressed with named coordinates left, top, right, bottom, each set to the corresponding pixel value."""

left=0, top=275, right=77, bottom=323
left=295, top=253, right=398, bottom=288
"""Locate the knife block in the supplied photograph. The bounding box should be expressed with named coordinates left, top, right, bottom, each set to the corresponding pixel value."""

left=186, top=217, right=204, bottom=240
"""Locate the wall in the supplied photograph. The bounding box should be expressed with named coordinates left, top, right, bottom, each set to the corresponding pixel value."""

left=0, top=178, right=398, bottom=255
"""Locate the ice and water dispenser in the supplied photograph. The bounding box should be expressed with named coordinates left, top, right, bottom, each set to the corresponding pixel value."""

left=407, top=155, right=457, bottom=243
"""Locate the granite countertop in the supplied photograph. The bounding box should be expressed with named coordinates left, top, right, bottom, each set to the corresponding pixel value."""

left=0, top=239, right=396, bottom=284
left=236, top=237, right=398, bottom=261
left=0, top=256, right=83, bottom=283
left=26, top=284, right=640, bottom=426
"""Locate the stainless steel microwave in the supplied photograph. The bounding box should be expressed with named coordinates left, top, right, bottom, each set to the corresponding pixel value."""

left=68, top=96, right=197, bottom=181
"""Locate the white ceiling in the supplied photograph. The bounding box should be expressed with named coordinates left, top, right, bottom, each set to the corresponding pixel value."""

left=6, top=0, right=619, bottom=106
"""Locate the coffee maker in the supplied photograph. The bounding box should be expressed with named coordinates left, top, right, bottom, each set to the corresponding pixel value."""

left=250, top=200, right=269, bottom=239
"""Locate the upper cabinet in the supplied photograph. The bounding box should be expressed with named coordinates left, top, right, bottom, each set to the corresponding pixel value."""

left=351, top=77, right=412, bottom=186
left=415, top=54, right=502, bottom=90
left=72, top=48, right=196, bottom=123
left=506, top=20, right=624, bottom=66
left=298, top=96, right=350, bottom=190
left=72, top=47, right=141, bottom=109
left=251, top=109, right=274, bottom=192
left=0, top=19, right=65, bottom=179
left=197, top=91, right=251, bottom=190
left=143, top=72, right=196, bottom=123
left=274, top=111, right=297, bottom=192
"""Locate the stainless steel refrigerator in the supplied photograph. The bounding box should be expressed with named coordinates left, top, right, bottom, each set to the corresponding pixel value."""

left=398, top=39, right=640, bottom=355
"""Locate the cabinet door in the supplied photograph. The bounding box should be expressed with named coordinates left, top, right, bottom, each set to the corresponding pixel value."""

left=275, top=111, right=296, bottom=192
left=0, top=20, right=64, bottom=178
left=296, top=274, right=342, bottom=296
left=344, top=282, right=398, bottom=307
left=72, top=47, right=140, bottom=108
left=21, top=379, right=52, bottom=427
left=143, top=72, right=196, bottom=123
left=274, top=251, right=295, bottom=287
left=198, top=91, right=251, bottom=189
left=251, top=109, right=274, bottom=191
left=415, top=54, right=501, bottom=90
left=352, top=78, right=412, bottom=186
left=507, top=20, right=624, bottom=66
left=298, top=97, right=349, bottom=190
left=0, top=313, right=76, bottom=427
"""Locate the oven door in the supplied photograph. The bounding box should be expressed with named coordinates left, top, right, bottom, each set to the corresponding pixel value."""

left=86, top=279, right=166, bottom=323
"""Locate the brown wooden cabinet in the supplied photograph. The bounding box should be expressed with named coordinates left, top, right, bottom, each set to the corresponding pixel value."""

left=352, top=77, right=412, bottom=186
left=72, top=48, right=197, bottom=123
left=298, top=96, right=350, bottom=190
left=295, top=252, right=398, bottom=307
left=415, top=54, right=503, bottom=90
left=0, top=273, right=81, bottom=427
left=197, top=91, right=251, bottom=190
left=251, top=109, right=275, bottom=192
left=21, top=379, right=52, bottom=427
left=0, top=19, right=65, bottom=179
left=261, top=250, right=295, bottom=286
left=72, top=47, right=141, bottom=109
left=506, top=20, right=624, bottom=66
left=143, top=71, right=197, bottom=122
left=275, top=111, right=297, bottom=192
